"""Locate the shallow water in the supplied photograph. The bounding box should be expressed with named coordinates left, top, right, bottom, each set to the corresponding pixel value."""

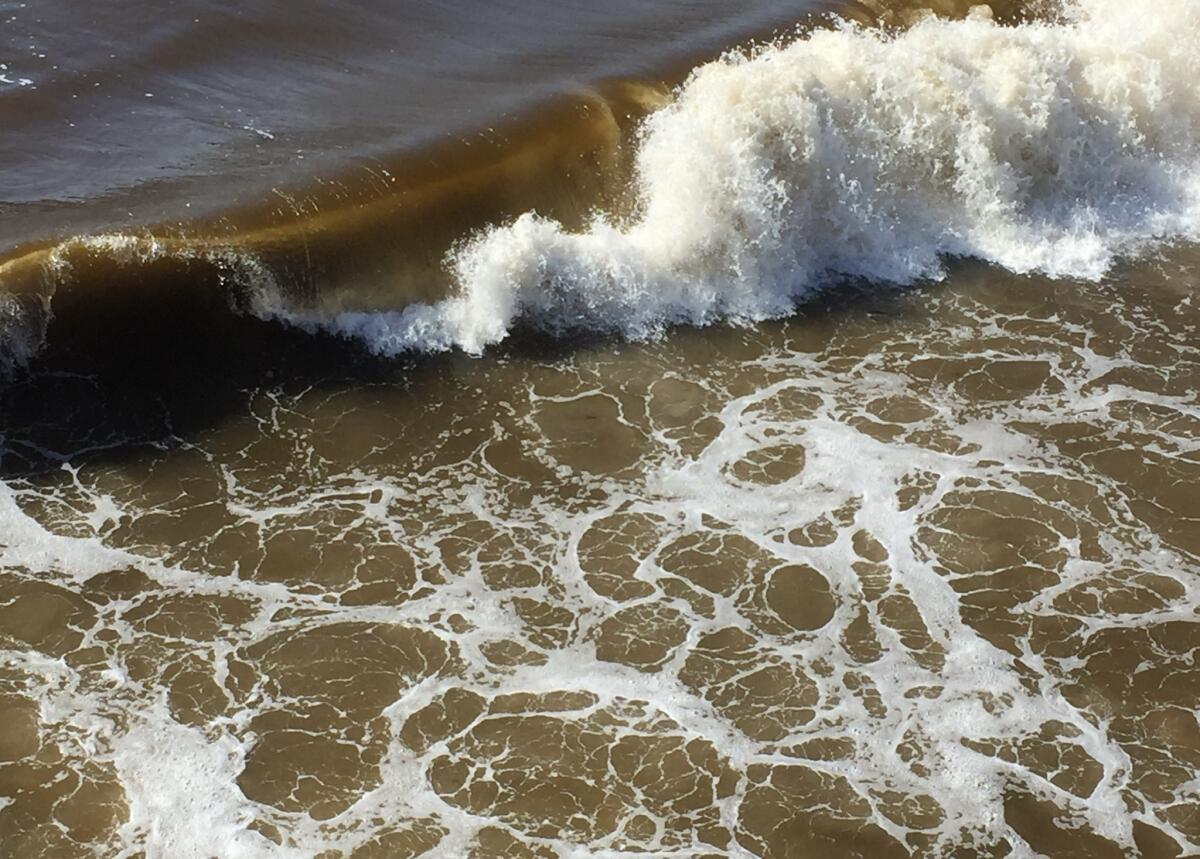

left=3, top=247, right=1198, bottom=856
left=1, top=0, right=1198, bottom=857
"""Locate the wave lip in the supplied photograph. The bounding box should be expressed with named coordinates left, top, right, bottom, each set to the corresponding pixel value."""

left=0, top=79, right=676, bottom=374
left=310, top=0, right=1200, bottom=356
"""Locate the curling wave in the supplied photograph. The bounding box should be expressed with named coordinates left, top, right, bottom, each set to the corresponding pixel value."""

left=303, top=0, right=1200, bottom=355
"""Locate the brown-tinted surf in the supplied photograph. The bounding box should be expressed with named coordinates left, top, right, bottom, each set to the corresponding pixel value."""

left=1, top=0, right=1197, bottom=857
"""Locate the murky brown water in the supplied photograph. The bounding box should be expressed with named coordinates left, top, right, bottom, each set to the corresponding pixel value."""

left=2, top=246, right=1196, bottom=856
left=2, top=0, right=1199, bottom=856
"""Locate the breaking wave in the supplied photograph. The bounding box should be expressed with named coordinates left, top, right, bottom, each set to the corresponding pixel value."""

left=308, top=0, right=1200, bottom=354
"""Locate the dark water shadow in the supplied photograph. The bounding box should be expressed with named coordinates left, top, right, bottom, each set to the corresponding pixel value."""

left=0, top=265, right=432, bottom=479
left=0, top=270, right=934, bottom=480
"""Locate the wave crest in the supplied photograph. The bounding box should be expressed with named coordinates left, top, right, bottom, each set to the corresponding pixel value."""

left=316, top=0, right=1200, bottom=355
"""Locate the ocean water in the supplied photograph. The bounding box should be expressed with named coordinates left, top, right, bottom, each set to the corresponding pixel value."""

left=0, top=1, right=1198, bottom=857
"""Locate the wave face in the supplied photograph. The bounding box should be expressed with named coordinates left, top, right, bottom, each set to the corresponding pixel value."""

left=308, top=0, right=1200, bottom=355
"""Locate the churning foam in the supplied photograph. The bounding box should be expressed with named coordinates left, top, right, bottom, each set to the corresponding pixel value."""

left=316, top=0, right=1200, bottom=355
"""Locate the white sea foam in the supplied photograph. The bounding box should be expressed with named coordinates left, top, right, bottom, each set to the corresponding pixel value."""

left=317, top=0, right=1200, bottom=355
left=113, top=721, right=296, bottom=859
